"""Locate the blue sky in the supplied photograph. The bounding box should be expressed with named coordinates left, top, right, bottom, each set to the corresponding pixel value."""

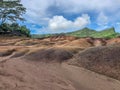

left=21, top=0, right=120, bottom=34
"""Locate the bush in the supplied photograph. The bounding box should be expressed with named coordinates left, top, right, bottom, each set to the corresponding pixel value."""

left=19, top=26, right=31, bottom=37
left=0, top=23, right=31, bottom=37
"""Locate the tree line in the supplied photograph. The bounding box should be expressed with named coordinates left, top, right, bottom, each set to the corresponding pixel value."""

left=0, top=0, right=30, bottom=37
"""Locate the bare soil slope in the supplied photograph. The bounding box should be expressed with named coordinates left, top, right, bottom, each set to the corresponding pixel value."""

left=70, top=44, right=120, bottom=80
left=0, top=55, right=120, bottom=90
left=0, top=37, right=120, bottom=90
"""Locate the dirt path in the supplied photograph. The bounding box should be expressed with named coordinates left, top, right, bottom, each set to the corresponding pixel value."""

left=61, top=63, right=120, bottom=90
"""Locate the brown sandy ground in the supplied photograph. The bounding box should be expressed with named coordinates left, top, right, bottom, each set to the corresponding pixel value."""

left=0, top=57, right=120, bottom=90
left=0, top=37, right=120, bottom=90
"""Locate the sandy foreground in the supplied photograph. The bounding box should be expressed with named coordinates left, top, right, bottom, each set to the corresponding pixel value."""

left=0, top=37, right=120, bottom=90
left=0, top=56, right=120, bottom=90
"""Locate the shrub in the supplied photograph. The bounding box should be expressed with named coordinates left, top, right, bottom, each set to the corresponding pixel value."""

left=0, top=23, right=30, bottom=37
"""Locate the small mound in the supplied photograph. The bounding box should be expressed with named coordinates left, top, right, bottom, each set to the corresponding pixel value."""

left=70, top=45, right=120, bottom=80
left=25, top=48, right=73, bottom=63
left=11, top=49, right=29, bottom=58
left=63, top=39, right=92, bottom=48
left=0, top=49, right=15, bottom=57
left=50, top=35, right=77, bottom=41
left=15, top=39, right=38, bottom=46
left=107, top=38, right=120, bottom=45
left=56, top=46, right=84, bottom=54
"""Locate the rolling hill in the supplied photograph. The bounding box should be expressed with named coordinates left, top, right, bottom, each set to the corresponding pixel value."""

left=67, top=27, right=119, bottom=38
left=31, top=27, right=120, bottom=39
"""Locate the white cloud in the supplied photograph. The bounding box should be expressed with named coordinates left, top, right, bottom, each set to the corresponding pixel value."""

left=55, top=0, right=114, bottom=13
left=74, top=14, right=90, bottom=27
left=21, top=0, right=52, bottom=25
left=21, top=0, right=120, bottom=33
left=21, top=0, right=120, bottom=25
left=31, top=14, right=90, bottom=34
left=116, top=22, right=120, bottom=25
left=97, top=12, right=108, bottom=26
left=48, top=14, right=90, bottom=31
left=48, top=16, right=72, bottom=30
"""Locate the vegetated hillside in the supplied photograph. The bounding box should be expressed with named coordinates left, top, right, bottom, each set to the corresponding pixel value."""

left=90, top=27, right=116, bottom=38
left=67, top=27, right=97, bottom=37
left=31, top=27, right=120, bottom=39
left=67, top=27, right=119, bottom=38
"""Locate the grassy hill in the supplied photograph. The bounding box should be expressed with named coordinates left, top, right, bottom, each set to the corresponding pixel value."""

left=31, top=27, right=120, bottom=39
left=67, top=27, right=119, bottom=38
left=67, top=27, right=97, bottom=37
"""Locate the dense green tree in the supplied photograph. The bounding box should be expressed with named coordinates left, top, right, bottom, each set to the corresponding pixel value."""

left=19, top=25, right=30, bottom=37
left=0, top=23, right=31, bottom=37
left=0, top=0, right=26, bottom=24
left=0, top=1, right=30, bottom=37
left=0, top=23, right=10, bottom=32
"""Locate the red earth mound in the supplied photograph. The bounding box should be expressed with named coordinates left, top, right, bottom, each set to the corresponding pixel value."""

left=107, top=37, right=120, bottom=45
